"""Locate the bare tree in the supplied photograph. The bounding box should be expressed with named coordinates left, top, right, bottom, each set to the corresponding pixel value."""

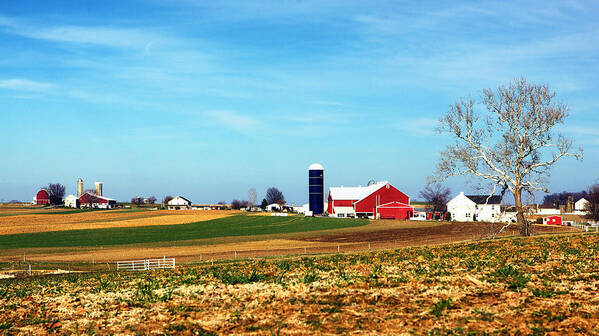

left=147, top=196, right=157, bottom=204
left=248, top=188, right=257, bottom=208
left=131, top=197, right=144, bottom=205
left=163, top=195, right=174, bottom=205
left=585, top=183, right=599, bottom=223
left=231, top=200, right=249, bottom=210
left=433, top=78, right=583, bottom=236
left=419, top=184, right=451, bottom=213
left=266, top=187, right=285, bottom=206
left=44, top=183, right=66, bottom=205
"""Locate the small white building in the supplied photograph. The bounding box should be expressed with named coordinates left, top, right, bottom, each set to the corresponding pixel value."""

left=64, top=195, right=79, bottom=208
left=447, top=192, right=502, bottom=222
left=167, top=196, right=191, bottom=210
left=266, top=203, right=281, bottom=212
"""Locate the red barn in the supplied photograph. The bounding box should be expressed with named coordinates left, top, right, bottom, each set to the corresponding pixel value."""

left=35, top=189, right=50, bottom=205
left=543, top=216, right=563, bottom=225
left=327, top=181, right=413, bottom=219
left=79, top=192, right=117, bottom=209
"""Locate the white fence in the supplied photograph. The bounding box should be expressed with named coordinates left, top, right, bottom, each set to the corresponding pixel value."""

left=117, top=258, right=176, bottom=271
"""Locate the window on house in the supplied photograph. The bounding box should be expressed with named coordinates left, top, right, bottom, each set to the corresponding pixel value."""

left=466, top=213, right=470, bottom=217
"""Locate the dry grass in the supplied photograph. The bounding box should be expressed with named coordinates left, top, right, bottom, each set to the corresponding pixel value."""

left=0, top=210, right=240, bottom=235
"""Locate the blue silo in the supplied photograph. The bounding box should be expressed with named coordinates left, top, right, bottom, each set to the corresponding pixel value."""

left=308, top=163, right=324, bottom=215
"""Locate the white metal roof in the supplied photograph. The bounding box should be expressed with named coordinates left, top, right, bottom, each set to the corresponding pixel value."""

left=328, top=181, right=388, bottom=200
left=309, top=163, right=324, bottom=170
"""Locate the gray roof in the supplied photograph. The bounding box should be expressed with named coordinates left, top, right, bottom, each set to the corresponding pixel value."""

left=466, top=195, right=502, bottom=205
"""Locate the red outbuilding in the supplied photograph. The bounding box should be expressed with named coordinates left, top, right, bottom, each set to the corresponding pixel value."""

left=327, top=181, right=413, bottom=219
left=543, top=216, right=563, bottom=225
left=35, top=189, right=50, bottom=205
left=79, top=192, right=117, bottom=209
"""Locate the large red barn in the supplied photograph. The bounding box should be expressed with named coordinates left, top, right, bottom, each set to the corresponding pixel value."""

left=327, top=181, right=413, bottom=219
left=34, top=189, right=50, bottom=205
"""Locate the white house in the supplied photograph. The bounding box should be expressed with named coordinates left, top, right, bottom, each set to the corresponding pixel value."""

left=64, top=195, right=79, bottom=208
left=167, top=196, right=191, bottom=210
left=575, top=198, right=590, bottom=215
left=446, top=192, right=502, bottom=222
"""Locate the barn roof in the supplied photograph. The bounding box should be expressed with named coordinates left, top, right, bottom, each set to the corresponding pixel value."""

left=329, top=181, right=388, bottom=201
left=79, top=192, right=116, bottom=201
left=465, top=195, right=502, bottom=205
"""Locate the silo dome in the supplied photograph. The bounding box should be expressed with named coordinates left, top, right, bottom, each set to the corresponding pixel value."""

left=309, top=163, right=324, bottom=170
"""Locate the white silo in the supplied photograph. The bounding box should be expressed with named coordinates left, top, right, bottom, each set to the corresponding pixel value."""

left=94, top=181, right=103, bottom=197
left=77, top=178, right=84, bottom=197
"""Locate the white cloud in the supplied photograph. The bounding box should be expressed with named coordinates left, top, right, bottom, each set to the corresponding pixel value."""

left=0, top=15, right=177, bottom=49
left=206, top=110, right=261, bottom=132
left=0, top=78, right=55, bottom=91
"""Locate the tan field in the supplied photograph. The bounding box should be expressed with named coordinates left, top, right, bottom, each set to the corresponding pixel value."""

left=0, top=209, right=240, bottom=235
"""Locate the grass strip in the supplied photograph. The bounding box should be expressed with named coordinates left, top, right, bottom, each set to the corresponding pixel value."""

left=0, top=215, right=366, bottom=249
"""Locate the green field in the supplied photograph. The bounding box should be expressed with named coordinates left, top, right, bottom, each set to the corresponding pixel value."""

left=0, top=215, right=366, bottom=250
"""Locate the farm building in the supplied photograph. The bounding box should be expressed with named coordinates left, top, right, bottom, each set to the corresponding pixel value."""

left=64, top=195, right=80, bottom=208
left=327, top=181, right=413, bottom=219
left=33, top=189, right=50, bottom=205
left=544, top=216, right=563, bottom=225
left=79, top=192, right=117, bottom=209
left=446, top=192, right=502, bottom=222
left=168, top=196, right=191, bottom=210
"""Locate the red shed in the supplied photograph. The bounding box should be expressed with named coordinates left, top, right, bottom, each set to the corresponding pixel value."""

left=327, top=181, right=413, bottom=219
left=543, top=216, right=562, bottom=225
left=35, top=189, right=50, bottom=205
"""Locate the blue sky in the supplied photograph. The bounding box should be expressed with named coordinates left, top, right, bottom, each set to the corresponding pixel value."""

left=0, top=0, right=598, bottom=204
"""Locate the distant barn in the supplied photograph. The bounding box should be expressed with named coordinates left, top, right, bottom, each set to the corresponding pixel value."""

left=34, top=189, right=50, bottom=205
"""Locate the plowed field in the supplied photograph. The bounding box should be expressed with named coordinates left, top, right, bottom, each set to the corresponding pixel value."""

left=0, top=210, right=239, bottom=235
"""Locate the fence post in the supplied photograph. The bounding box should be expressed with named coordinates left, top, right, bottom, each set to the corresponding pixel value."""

left=368, top=242, right=371, bottom=250
left=337, top=244, right=340, bottom=253
left=234, top=251, right=237, bottom=259
left=304, top=247, right=307, bottom=254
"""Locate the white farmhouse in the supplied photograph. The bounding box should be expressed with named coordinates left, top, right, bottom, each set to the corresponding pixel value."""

left=575, top=198, right=590, bottom=215
left=64, top=195, right=79, bottom=208
left=167, top=196, right=191, bottom=210
left=447, top=192, right=502, bottom=222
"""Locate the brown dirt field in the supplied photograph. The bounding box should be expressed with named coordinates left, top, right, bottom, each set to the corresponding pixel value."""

left=0, top=210, right=240, bottom=235
left=0, top=222, right=578, bottom=264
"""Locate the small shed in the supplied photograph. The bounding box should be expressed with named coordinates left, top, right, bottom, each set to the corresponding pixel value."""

left=543, top=216, right=563, bottom=225
left=64, top=195, right=80, bottom=208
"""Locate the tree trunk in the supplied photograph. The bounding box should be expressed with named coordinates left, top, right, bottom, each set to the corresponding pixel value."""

left=514, top=188, right=530, bottom=236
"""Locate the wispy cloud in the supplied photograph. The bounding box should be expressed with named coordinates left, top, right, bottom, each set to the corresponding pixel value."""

left=206, top=110, right=261, bottom=133
left=0, top=78, right=55, bottom=91
left=0, top=15, right=175, bottom=49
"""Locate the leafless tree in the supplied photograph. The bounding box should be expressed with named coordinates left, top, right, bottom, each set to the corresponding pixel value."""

left=163, top=195, right=174, bottom=205
left=131, top=197, right=144, bottom=205
left=147, top=196, right=157, bottom=204
left=248, top=188, right=257, bottom=208
left=44, top=183, right=65, bottom=205
left=231, top=200, right=249, bottom=210
left=266, top=187, right=285, bottom=206
left=585, top=183, right=599, bottom=223
left=433, top=78, right=583, bottom=236
left=419, top=184, right=451, bottom=213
